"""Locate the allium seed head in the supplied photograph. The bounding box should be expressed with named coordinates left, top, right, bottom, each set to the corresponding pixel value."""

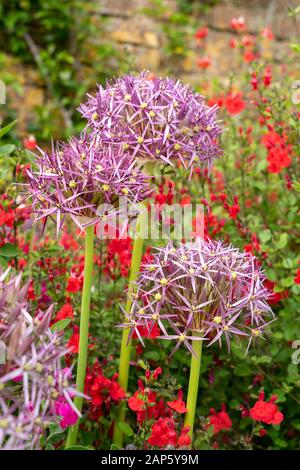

left=26, top=134, right=153, bottom=233
left=79, top=71, right=223, bottom=173
left=121, top=239, right=274, bottom=356
left=0, top=268, right=83, bottom=449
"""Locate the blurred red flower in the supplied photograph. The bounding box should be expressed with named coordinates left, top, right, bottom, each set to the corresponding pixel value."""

left=225, top=92, right=245, bottom=115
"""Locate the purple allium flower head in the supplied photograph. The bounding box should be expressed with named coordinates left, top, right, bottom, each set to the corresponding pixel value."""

left=26, top=134, right=153, bottom=233
left=120, top=239, right=274, bottom=356
left=0, top=268, right=84, bottom=449
left=79, top=71, right=223, bottom=173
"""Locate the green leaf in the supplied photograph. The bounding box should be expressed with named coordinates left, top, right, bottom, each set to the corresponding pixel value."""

left=292, top=181, right=300, bottom=193
left=45, top=443, right=55, bottom=450
left=117, top=421, right=134, bottom=436
left=290, top=43, right=300, bottom=53
left=137, top=359, right=147, bottom=370
left=275, top=233, right=288, bottom=250
left=143, top=350, right=160, bottom=361
left=0, top=243, right=20, bottom=258
left=0, top=120, right=17, bottom=138
left=256, top=159, right=268, bottom=172
left=50, top=318, right=71, bottom=333
left=0, top=144, right=15, bottom=156
left=281, top=277, right=294, bottom=288
left=99, top=416, right=110, bottom=427
left=291, top=420, right=300, bottom=430
left=259, top=229, right=272, bottom=244
left=66, top=445, right=94, bottom=450
left=47, top=423, right=65, bottom=441
left=234, top=363, right=251, bottom=377
left=110, top=444, right=121, bottom=450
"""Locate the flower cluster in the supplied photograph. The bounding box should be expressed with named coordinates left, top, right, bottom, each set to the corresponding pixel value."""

left=0, top=269, right=83, bottom=449
left=249, top=391, right=284, bottom=425
left=261, top=130, right=292, bottom=174
left=84, top=360, right=126, bottom=421
left=128, top=378, right=166, bottom=425
left=127, top=368, right=190, bottom=449
left=148, top=417, right=190, bottom=449
left=79, top=71, right=222, bottom=173
left=27, top=134, right=152, bottom=232
left=208, top=404, right=232, bottom=434
left=122, top=238, right=274, bottom=356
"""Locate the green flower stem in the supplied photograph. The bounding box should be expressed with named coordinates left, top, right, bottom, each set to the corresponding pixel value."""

left=28, top=222, right=36, bottom=278
left=66, top=224, right=95, bottom=448
left=113, top=207, right=147, bottom=448
left=184, top=338, right=203, bottom=448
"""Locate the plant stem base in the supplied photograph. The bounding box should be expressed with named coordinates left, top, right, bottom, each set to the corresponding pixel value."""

left=184, top=339, right=203, bottom=449
left=112, top=208, right=147, bottom=448
left=66, top=225, right=94, bottom=448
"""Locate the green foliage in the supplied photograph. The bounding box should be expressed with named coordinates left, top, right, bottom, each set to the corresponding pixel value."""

left=0, top=1, right=132, bottom=140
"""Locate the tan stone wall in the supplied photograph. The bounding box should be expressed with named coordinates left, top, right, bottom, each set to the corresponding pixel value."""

left=98, top=0, right=295, bottom=82
left=2, top=0, right=298, bottom=134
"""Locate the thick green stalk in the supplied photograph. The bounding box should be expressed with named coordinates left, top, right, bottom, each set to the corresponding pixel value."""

left=66, top=225, right=95, bottom=448
left=113, top=208, right=147, bottom=447
left=184, top=339, right=203, bottom=448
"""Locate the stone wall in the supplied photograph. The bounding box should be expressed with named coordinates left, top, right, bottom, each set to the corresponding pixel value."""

left=98, top=0, right=295, bottom=81
left=2, top=0, right=297, bottom=135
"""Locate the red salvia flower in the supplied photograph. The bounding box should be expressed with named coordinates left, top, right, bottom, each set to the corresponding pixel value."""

left=55, top=303, right=74, bottom=322
left=250, top=391, right=284, bottom=425
left=294, top=268, right=300, bottom=285
left=23, top=135, right=37, bottom=150
left=66, top=277, right=81, bottom=293
left=167, top=389, right=187, bottom=414
left=194, top=27, right=208, bottom=40
left=148, top=417, right=177, bottom=448
left=177, top=426, right=191, bottom=448
left=225, top=92, right=246, bottom=115
left=197, top=56, right=212, bottom=69
left=208, top=404, right=232, bottom=434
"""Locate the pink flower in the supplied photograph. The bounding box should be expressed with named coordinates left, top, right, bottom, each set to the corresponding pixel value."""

left=261, top=27, right=274, bottom=40
left=54, top=397, right=78, bottom=429
left=231, top=17, right=246, bottom=32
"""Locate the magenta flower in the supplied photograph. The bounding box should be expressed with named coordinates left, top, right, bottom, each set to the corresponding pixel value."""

left=121, top=239, right=274, bottom=356
left=54, top=397, right=78, bottom=429
left=79, top=71, right=222, bottom=173
left=26, top=134, right=153, bottom=233
left=0, top=268, right=84, bottom=449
